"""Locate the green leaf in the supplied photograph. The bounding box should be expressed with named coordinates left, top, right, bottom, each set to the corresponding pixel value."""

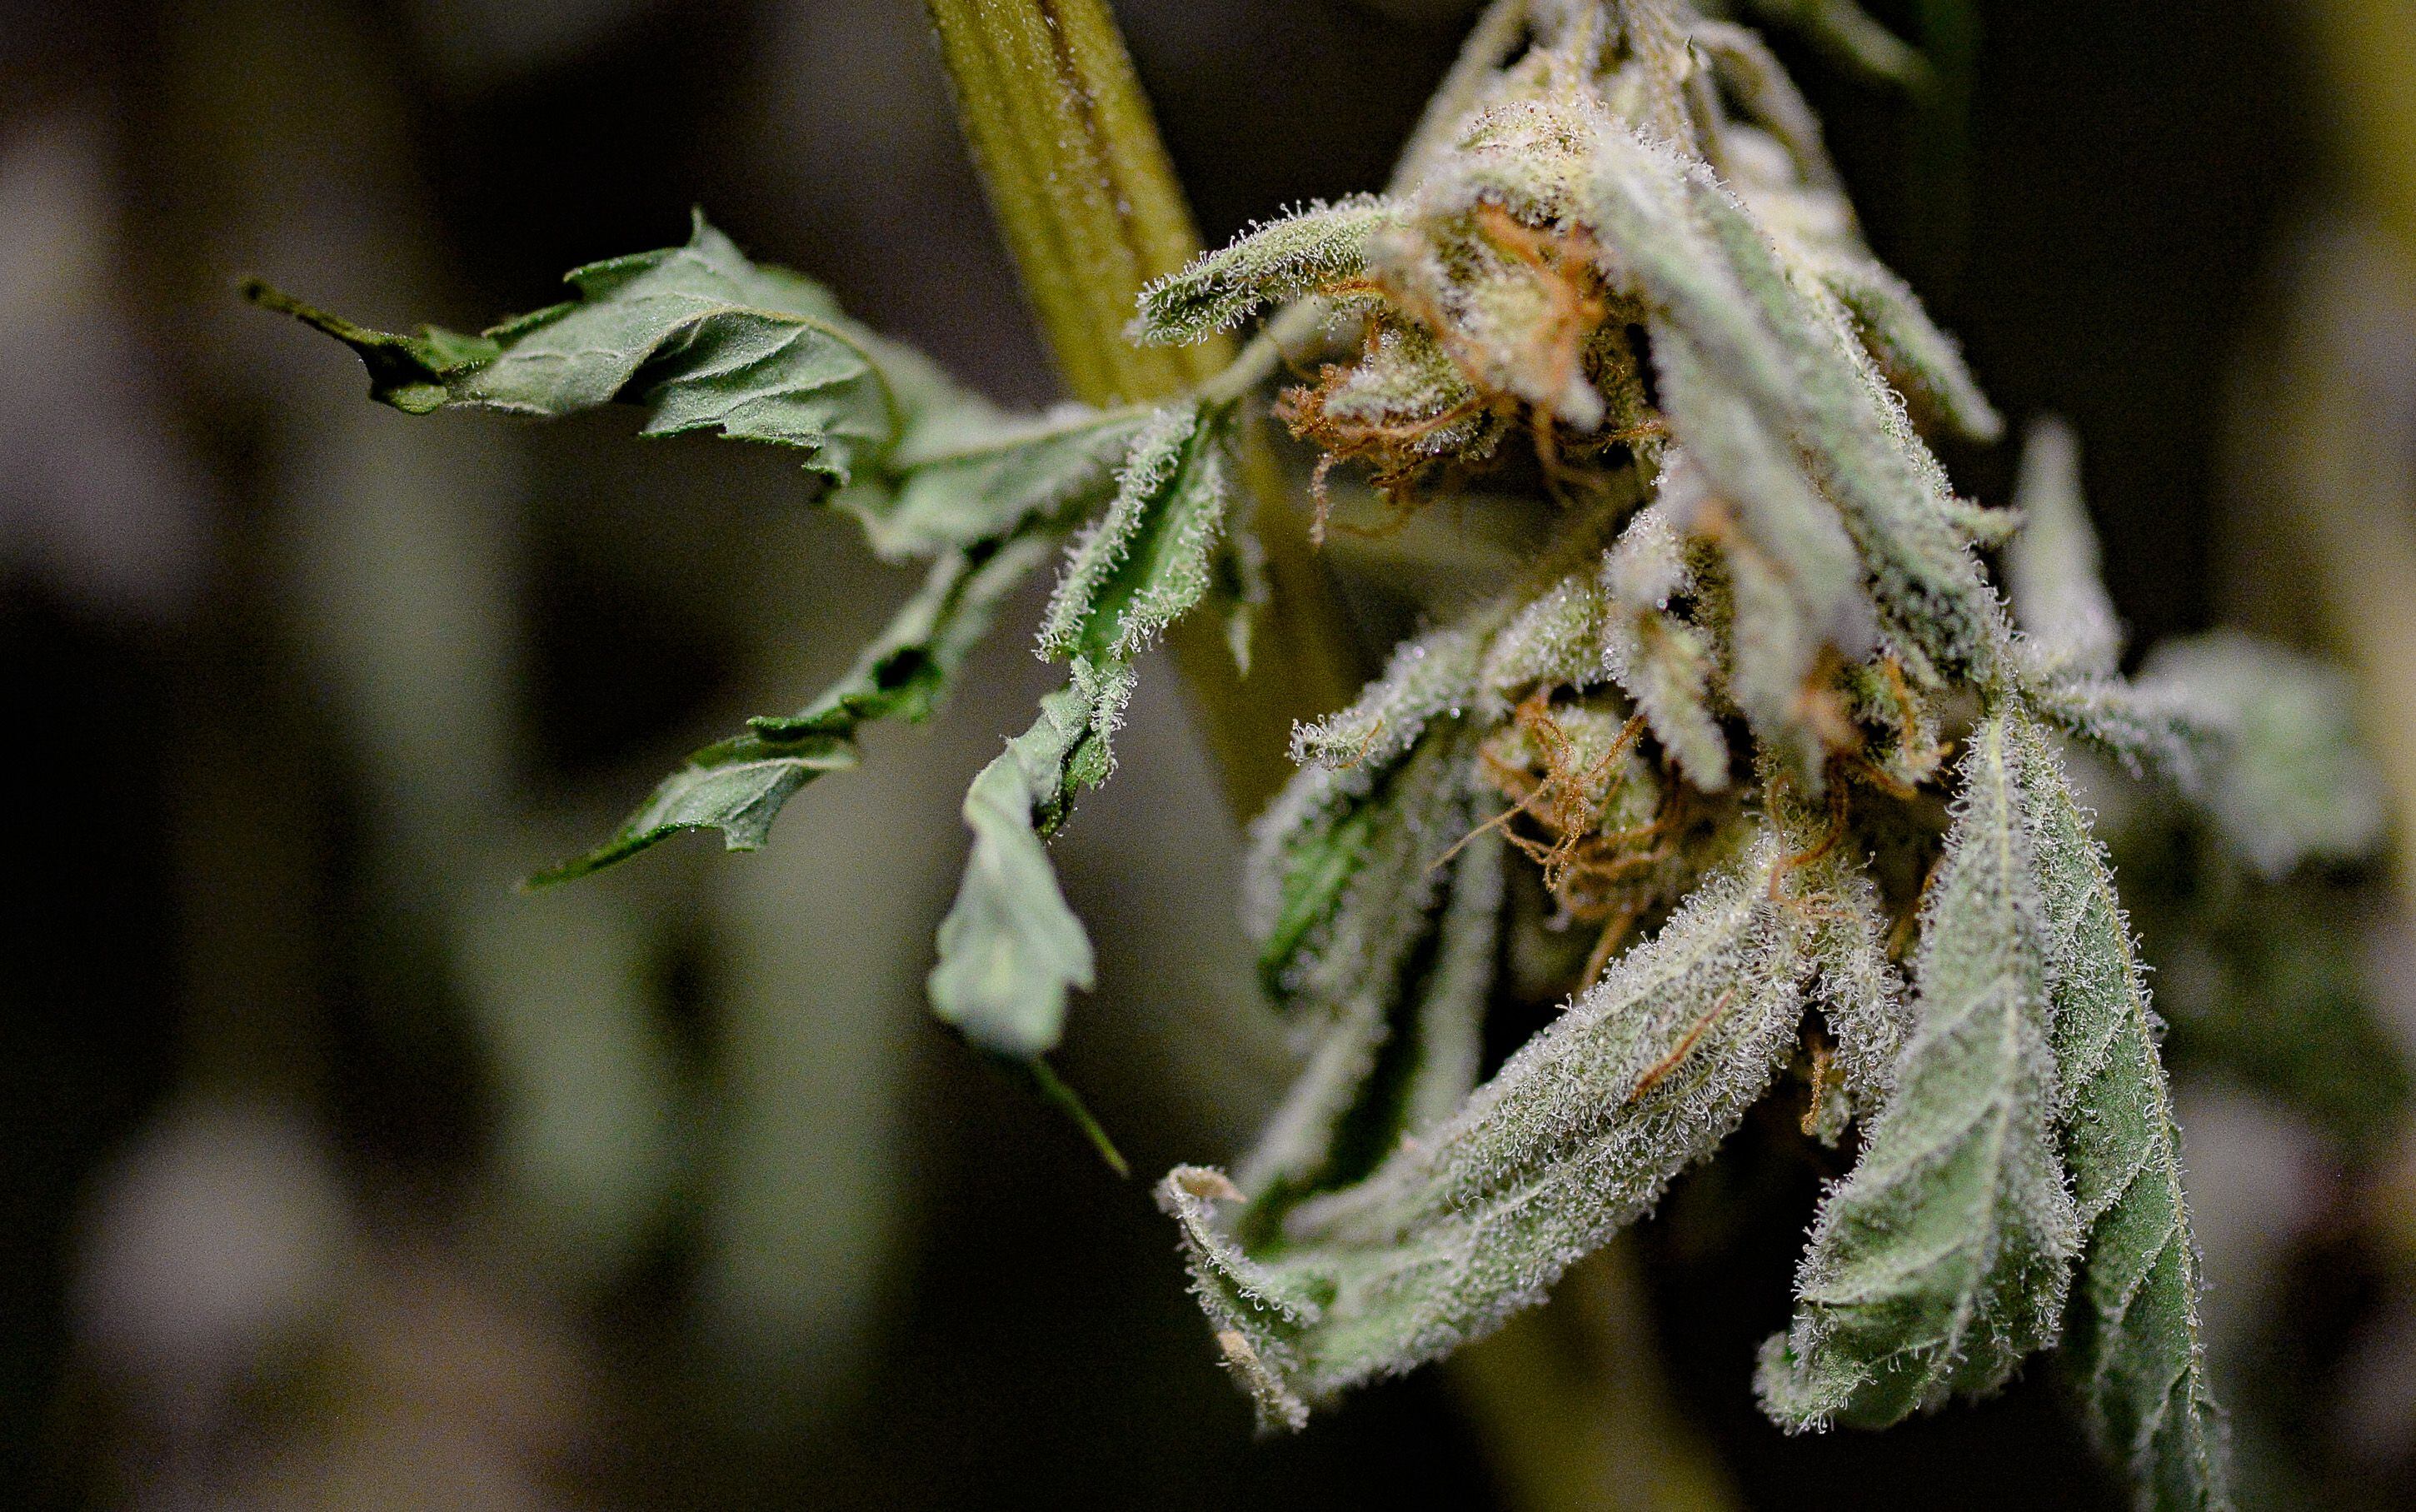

left=1759, top=702, right=2078, bottom=1430
left=248, top=212, right=955, bottom=486
left=2005, top=417, right=2123, bottom=677
left=1816, top=252, right=2004, bottom=444
left=1131, top=196, right=1400, bottom=346
left=1040, top=402, right=1235, bottom=661
left=528, top=732, right=859, bottom=887
left=930, top=398, right=1250, bottom=1058
left=926, top=666, right=1128, bottom=1059
left=1583, top=126, right=1998, bottom=680
left=532, top=533, right=1054, bottom=884
left=2013, top=716, right=2232, bottom=1512
left=1235, top=729, right=1490, bottom=1204
left=2139, top=631, right=2386, bottom=878
left=1163, top=831, right=1810, bottom=1429
left=854, top=405, right=1151, bottom=559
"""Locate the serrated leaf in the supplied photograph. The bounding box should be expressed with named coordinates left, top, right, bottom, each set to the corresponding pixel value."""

left=248, top=212, right=951, bottom=486
left=927, top=661, right=1132, bottom=1058
left=534, top=535, right=1054, bottom=883
left=2013, top=716, right=2232, bottom=1512
left=2005, top=417, right=2123, bottom=677
left=1816, top=252, right=2004, bottom=444
left=1131, top=195, right=1401, bottom=345
left=1163, top=831, right=1810, bottom=1428
left=529, top=733, right=860, bottom=886
left=1759, top=702, right=2078, bottom=1430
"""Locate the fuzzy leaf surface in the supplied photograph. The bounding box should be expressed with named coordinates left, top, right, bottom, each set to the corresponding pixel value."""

left=1131, top=196, right=1400, bottom=345
left=1238, top=730, right=1486, bottom=1200
left=1164, top=833, right=1809, bottom=1428
left=2015, top=718, right=2231, bottom=1511
left=1760, top=703, right=2077, bottom=1429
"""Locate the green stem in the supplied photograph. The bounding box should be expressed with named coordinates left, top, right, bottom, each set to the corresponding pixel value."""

left=924, top=0, right=1360, bottom=817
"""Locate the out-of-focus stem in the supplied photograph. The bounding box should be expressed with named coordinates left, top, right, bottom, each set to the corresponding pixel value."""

left=2308, top=0, right=2416, bottom=270
left=923, top=0, right=1359, bottom=817
left=1452, top=1241, right=1740, bottom=1512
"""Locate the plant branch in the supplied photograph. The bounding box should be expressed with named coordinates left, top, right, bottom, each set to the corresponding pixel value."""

left=925, top=0, right=1361, bottom=817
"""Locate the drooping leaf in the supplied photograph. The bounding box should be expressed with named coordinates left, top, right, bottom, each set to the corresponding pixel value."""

left=247, top=212, right=969, bottom=486
left=926, top=661, right=1131, bottom=1059
left=2005, top=417, right=2124, bottom=678
left=928, top=398, right=1249, bottom=1059
left=533, top=534, right=1055, bottom=883
left=1131, top=196, right=1402, bottom=346
left=1163, top=831, right=1810, bottom=1429
left=2014, top=717, right=2232, bottom=1512
left=1759, top=702, right=2078, bottom=1430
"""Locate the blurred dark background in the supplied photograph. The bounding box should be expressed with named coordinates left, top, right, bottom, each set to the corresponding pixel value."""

left=4, top=2, right=2413, bottom=1508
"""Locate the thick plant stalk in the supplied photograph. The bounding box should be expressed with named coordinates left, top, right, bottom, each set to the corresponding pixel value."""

left=924, top=0, right=1358, bottom=816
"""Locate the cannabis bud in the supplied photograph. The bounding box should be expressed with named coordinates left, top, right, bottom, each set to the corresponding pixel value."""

left=251, top=3, right=2386, bottom=1506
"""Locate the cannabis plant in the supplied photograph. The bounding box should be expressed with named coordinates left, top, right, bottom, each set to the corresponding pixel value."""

left=247, top=1, right=2386, bottom=1506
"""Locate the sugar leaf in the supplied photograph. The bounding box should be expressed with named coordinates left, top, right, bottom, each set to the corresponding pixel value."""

left=1759, top=701, right=2078, bottom=1429
left=2013, top=716, right=2232, bottom=1512
left=1163, top=831, right=1809, bottom=1428
left=1131, top=196, right=1402, bottom=346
